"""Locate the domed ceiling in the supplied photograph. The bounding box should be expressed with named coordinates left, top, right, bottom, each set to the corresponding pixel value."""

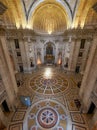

left=32, top=2, right=68, bottom=34
left=0, top=0, right=97, bottom=34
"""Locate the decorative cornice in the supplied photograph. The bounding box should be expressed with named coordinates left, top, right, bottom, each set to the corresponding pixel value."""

left=5, top=28, right=97, bottom=40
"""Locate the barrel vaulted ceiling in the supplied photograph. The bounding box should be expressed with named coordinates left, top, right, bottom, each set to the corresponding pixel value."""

left=0, top=0, right=97, bottom=34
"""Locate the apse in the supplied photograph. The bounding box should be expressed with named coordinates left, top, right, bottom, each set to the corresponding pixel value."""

left=31, top=1, right=68, bottom=35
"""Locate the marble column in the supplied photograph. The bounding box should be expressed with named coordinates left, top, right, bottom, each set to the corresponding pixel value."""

left=9, top=39, right=19, bottom=71
left=55, top=43, right=58, bottom=64
left=80, top=39, right=91, bottom=74
left=0, top=37, right=18, bottom=93
left=79, top=35, right=97, bottom=113
left=41, top=47, right=44, bottom=63
left=19, top=38, right=29, bottom=72
left=68, top=38, right=81, bottom=71
left=21, top=38, right=32, bottom=72
left=0, top=27, right=18, bottom=109
left=34, top=43, right=37, bottom=67
left=62, top=43, right=66, bottom=68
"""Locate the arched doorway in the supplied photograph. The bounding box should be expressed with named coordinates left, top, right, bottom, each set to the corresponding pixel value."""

left=44, top=42, right=55, bottom=64
left=46, top=43, right=53, bottom=55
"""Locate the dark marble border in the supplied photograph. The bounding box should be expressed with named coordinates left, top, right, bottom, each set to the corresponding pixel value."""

left=72, top=124, right=87, bottom=130
left=8, top=122, right=23, bottom=130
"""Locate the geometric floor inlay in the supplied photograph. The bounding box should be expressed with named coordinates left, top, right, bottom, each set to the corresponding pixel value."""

left=70, top=112, right=85, bottom=124
left=28, top=99, right=67, bottom=130
left=67, top=100, right=78, bottom=111
left=7, top=66, right=89, bottom=130
left=11, top=111, right=26, bottom=122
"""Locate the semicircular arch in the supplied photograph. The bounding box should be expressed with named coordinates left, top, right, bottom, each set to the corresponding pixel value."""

left=27, top=0, right=72, bottom=29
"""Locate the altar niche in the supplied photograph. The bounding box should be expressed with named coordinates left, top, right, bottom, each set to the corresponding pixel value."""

left=44, top=42, right=55, bottom=64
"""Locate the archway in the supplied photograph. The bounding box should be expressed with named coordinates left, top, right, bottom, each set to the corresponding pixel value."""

left=44, top=42, right=55, bottom=64
left=46, top=43, right=53, bottom=55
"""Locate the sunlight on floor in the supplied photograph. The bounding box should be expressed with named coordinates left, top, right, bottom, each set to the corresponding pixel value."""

left=44, top=67, right=52, bottom=79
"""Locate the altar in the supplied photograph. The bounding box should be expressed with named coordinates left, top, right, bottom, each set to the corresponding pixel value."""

left=44, top=42, right=55, bottom=64
left=44, top=55, right=55, bottom=64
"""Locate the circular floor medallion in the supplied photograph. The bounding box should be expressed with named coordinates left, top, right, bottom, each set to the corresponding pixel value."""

left=37, top=107, right=58, bottom=129
left=29, top=69, right=68, bottom=95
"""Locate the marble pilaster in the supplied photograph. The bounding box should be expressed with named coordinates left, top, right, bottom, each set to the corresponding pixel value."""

left=0, top=27, right=18, bottom=109
left=80, top=39, right=91, bottom=74
left=0, top=36, right=18, bottom=94
left=19, top=39, right=29, bottom=72
left=79, top=35, right=97, bottom=113
left=68, top=38, right=81, bottom=71
left=23, top=39, right=31, bottom=72
left=9, top=39, right=19, bottom=71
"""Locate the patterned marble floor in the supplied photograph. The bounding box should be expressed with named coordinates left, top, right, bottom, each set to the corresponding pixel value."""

left=8, top=66, right=89, bottom=130
left=27, top=67, right=69, bottom=96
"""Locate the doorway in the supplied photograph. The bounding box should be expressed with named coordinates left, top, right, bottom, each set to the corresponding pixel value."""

left=19, top=65, right=24, bottom=72
left=87, top=102, right=96, bottom=114
left=46, top=43, right=53, bottom=55
left=75, top=66, right=80, bottom=73
left=2, top=100, right=10, bottom=112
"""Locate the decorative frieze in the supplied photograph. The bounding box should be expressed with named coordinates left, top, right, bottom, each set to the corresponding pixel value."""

left=5, top=28, right=96, bottom=42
